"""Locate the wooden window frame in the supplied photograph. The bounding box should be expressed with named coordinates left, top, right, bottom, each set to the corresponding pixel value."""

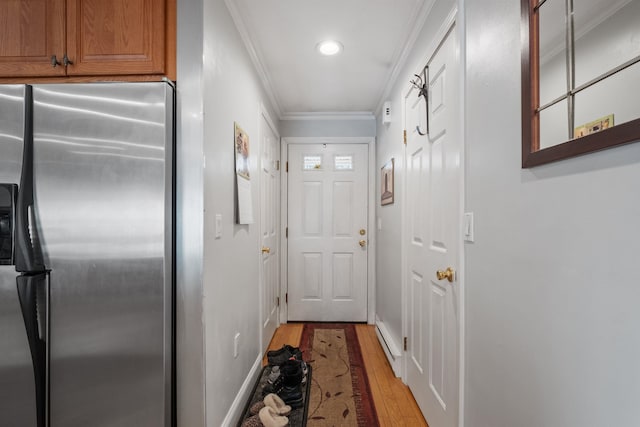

left=521, top=0, right=640, bottom=168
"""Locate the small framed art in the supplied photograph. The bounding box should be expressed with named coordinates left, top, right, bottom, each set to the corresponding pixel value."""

left=381, top=158, right=394, bottom=206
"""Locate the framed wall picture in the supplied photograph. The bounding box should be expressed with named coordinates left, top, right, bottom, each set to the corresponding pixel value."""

left=235, top=122, right=250, bottom=180
left=381, top=158, right=394, bottom=205
left=234, top=122, right=253, bottom=224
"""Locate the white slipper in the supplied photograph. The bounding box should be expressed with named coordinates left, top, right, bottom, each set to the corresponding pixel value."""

left=259, top=406, right=289, bottom=427
left=263, top=393, right=292, bottom=416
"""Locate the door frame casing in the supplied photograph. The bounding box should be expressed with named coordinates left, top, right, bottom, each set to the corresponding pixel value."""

left=280, top=136, right=376, bottom=324
left=400, top=6, right=466, bottom=427
left=258, top=102, right=281, bottom=353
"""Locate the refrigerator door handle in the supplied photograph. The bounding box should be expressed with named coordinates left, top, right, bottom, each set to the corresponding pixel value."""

left=17, top=273, right=48, bottom=427
left=15, top=85, right=45, bottom=274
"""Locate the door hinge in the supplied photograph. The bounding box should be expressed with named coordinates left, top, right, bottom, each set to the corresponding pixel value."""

left=277, top=297, right=280, bottom=307
left=286, top=161, right=288, bottom=172
left=286, top=227, right=288, bottom=238
left=403, top=129, right=407, bottom=145
left=404, top=337, right=408, bottom=351
left=276, top=160, right=280, bottom=171
left=285, top=293, right=288, bottom=304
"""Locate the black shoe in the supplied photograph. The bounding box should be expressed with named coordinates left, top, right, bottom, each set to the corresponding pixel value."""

left=283, top=345, right=303, bottom=362
left=262, top=374, right=284, bottom=396
left=278, top=385, right=303, bottom=409
left=267, top=345, right=303, bottom=366
left=280, top=359, right=303, bottom=388
left=266, top=346, right=290, bottom=366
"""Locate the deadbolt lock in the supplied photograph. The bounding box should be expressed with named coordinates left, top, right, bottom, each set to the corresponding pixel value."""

left=359, top=229, right=366, bottom=235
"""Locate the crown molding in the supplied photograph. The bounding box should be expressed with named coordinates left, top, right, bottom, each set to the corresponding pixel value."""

left=280, top=112, right=376, bottom=121
left=374, top=0, right=436, bottom=116
left=224, top=0, right=284, bottom=119
left=225, top=0, right=436, bottom=120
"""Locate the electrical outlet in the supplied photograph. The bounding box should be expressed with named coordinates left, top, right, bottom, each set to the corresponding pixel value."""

left=233, top=333, right=240, bottom=358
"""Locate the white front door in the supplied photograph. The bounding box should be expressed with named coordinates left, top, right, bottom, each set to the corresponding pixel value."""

left=404, top=25, right=461, bottom=427
left=287, top=143, right=368, bottom=321
left=260, top=113, right=280, bottom=349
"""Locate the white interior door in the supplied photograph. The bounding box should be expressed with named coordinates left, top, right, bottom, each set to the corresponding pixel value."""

left=260, top=113, right=280, bottom=349
left=287, top=143, right=368, bottom=321
left=404, top=26, right=461, bottom=427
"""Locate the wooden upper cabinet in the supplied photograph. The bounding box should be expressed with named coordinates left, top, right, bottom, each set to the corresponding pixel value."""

left=66, top=0, right=165, bottom=76
left=0, top=0, right=66, bottom=77
left=0, top=0, right=175, bottom=80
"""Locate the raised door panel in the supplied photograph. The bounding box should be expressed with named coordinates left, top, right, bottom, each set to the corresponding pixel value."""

left=288, top=143, right=368, bottom=321
left=66, top=0, right=165, bottom=76
left=404, top=26, right=460, bottom=427
left=0, top=0, right=66, bottom=77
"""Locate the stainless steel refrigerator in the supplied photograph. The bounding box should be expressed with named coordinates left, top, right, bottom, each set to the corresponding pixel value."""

left=0, top=82, right=174, bottom=427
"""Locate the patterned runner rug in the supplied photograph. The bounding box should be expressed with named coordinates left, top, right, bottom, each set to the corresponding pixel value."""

left=299, top=323, right=379, bottom=426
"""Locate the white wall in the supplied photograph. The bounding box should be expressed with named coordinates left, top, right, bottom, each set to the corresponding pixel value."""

left=176, top=0, right=205, bottom=424
left=280, top=117, right=376, bottom=138
left=374, top=0, right=456, bottom=364
left=199, top=0, right=280, bottom=425
left=465, top=0, right=640, bottom=425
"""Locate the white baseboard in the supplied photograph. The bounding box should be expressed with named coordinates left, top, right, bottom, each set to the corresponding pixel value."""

left=222, top=354, right=263, bottom=427
left=375, top=318, right=403, bottom=377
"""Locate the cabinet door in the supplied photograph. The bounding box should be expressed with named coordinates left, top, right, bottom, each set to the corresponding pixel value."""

left=66, top=0, right=165, bottom=76
left=0, top=0, right=66, bottom=77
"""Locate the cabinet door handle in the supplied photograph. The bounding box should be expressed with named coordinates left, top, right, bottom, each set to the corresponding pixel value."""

left=63, top=54, right=73, bottom=66
left=50, top=55, right=61, bottom=68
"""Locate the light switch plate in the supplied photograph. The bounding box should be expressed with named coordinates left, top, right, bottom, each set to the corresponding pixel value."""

left=215, top=214, right=222, bottom=239
left=463, top=212, right=474, bottom=242
left=233, top=332, right=240, bottom=358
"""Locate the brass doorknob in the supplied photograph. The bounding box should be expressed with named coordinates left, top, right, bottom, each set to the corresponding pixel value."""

left=359, top=239, right=367, bottom=247
left=436, top=267, right=455, bottom=282
left=261, top=247, right=271, bottom=254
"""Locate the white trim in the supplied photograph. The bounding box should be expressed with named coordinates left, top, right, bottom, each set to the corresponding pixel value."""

left=257, top=103, right=265, bottom=353
left=400, top=58, right=410, bottom=388
left=374, top=0, right=437, bottom=116
left=258, top=103, right=282, bottom=351
left=261, top=102, right=281, bottom=139
left=400, top=82, right=412, bottom=386
left=279, top=138, right=288, bottom=324
left=457, top=1, right=466, bottom=425
left=223, top=0, right=283, bottom=119
left=375, top=317, right=403, bottom=377
left=221, top=354, right=262, bottom=427
left=367, top=136, right=376, bottom=324
left=282, top=137, right=374, bottom=145
left=281, top=112, right=376, bottom=121
left=280, top=137, right=377, bottom=324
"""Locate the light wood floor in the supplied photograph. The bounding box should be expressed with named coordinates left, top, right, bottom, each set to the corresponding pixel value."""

left=265, top=323, right=428, bottom=427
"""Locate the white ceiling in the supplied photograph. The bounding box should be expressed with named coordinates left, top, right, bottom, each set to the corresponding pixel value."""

left=226, top=0, right=430, bottom=118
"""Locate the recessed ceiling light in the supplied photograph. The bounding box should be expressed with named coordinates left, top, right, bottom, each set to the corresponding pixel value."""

left=317, top=40, right=343, bottom=56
